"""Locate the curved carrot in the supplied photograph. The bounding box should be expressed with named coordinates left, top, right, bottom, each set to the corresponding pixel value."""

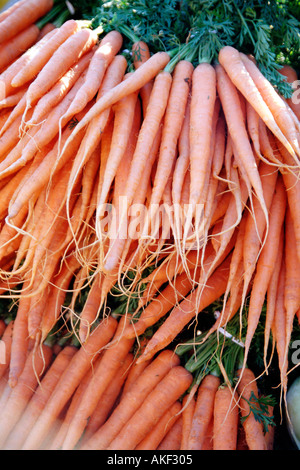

left=81, top=349, right=180, bottom=450
left=218, top=46, right=298, bottom=160
left=187, top=374, right=220, bottom=450
left=11, top=19, right=81, bottom=88
left=21, top=316, right=118, bottom=450
left=107, top=366, right=192, bottom=450
left=60, top=29, right=123, bottom=124
left=0, top=320, right=13, bottom=380
left=240, top=53, right=300, bottom=156
left=61, top=315, right=135, bottom=450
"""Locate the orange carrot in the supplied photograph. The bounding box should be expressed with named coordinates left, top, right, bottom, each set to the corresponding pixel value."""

left=61, top=315, right=135, bottom=450
left=0, top=343, right=53, bottom=448
left=36, top=22, right=56, bottom=40
left=24, top=27, right=98, bottom=111
left=187, top=374, right=220, bottom=450
left=135, top=401, right=181, bottom=450
left=215, top=63, right=269, bottom=233
left=101, top=70, right=173, bottom=273
left=188, top=62, right=216, bottom=218
left=59, top=51, right=170, bottom=155
left=213, top=385, right=239, bottom=450
left=78, top=273, right=103, bottom=343
left=0, top=319, right=5, bottom=338
left=279, top=64, right=300, bottom=120
left=138, top=255, right=233, bottom=363
left=283, top=208, right=300, bottom=371
left=236, top=367, right=267, bottom=450
left=0, top=24, right=40, bottom=73
left=243, top=175, right=286, bottom=365
left=21, top=316, right=118, bottom=450
left=157, top=416, right=183, bottom=450
left=218, top=46, right=298, bottom=159
left=3, top=345, right=77, bottom=450
left=28, top=50, right=93, bottom=126
left=264, top=228, right=284, bottom=368
left=107, top=366, right=192, bottom=450
left=11, top=19, right=81, bottom=88
left=0, top=320, right=13, bottom=380
left=82, top=352, right=134, bottom=444
left=132, top=40, right=153, bottom=115
left=240, top=53, right=300, bottom=156
left=150, top=60, right=194, bottom=211
left=180, top=393, right=196, bottom=450
left=61, top=29, right=123, bottom=124
left=0, top=0, right=53, bottom=45
left=81, top=349, right=180, bottom=450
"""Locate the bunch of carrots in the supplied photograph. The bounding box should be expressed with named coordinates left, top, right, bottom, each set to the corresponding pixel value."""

left=0, top=0, right=299, bottom=450
left=0, top=318, right=275, bottom=450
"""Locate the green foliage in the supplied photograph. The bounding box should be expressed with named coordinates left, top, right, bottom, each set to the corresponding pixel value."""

left=240, top=391, right=277, bottom=434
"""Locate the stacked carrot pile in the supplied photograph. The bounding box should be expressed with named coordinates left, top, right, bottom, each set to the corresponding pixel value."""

left=0, top=0, right=299, bottom=450
left=0, top=319, right=274, bottom=450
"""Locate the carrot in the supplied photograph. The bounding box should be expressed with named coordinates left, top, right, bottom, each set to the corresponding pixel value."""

left=21, top=316, right=118, bottom=450
left=135, top=401, right=182, bottom=450
left=243, top=175, right=286, bottom=366
left=36, top=22, right=56, bottom=40
left=0, top=0, right=28, bottom=23
left=106, top=366, right=192, bottom=450
left=0, top=343, right=53, bottom=448
left=82, top=352, right=134, bottom=444
left=150, top=60, right=194, bottom=212
left=0, top=26, right=57, bottom=102
left=61, top=315, right=135, bottom=449
left=78, top=273, right=103, bottom=343
left=59, top=50, right=170, bottom=156
left=157, top=416, right=183, bottom=450
left=240, top=53, right=300, bottom=156
left=0, top=24, right=40, bottom=73
left=27, top=50, right=93, bottom=126
left=97, top=76, right=140, bottom=210
left=180, top=393, right=196, bottom=450
left=0, top=86, right=27, bottom=110
left=215, top=63, right=269, bottom=237
left=264, top=228, right=284, bottom=368
left=8, top=279, right=32, bottom=388
left=218, top=46, right=298, bottom=160
left=0, top=319, right=5, bottom=338
left=3, top=345, right=77, bottom=450
left=187, top=373, right=220, bottom=450
left=213, top=385, right=239, bottom=450
left=23, top=26, right=99, bottom=122
left=64, top=55, right=128, bottom=223
left=236, top=367, right=267, bottom=450
left=48, top=360, right=101, bottom=451
left=40, top=254, right=81, bottom=342
left=187, top=63, right=216, bottom=218
left=132, top=40, right=153, bottom=115
left=101, top=69, right=173, bottom=273
left=11, top=19, right=81, bottom=88
left=0, top=0, right=53, bottom=45
left=283, top=208, right=300, bottom=372
left=123, top=269, right=196, bottom=339
left=0, top=320, right=13, bottom=380
left=138, top=254, right=233, bottom=363
left=60, top=30, right=123, bottom=124
left=81, top=349, right=180, bottom=450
